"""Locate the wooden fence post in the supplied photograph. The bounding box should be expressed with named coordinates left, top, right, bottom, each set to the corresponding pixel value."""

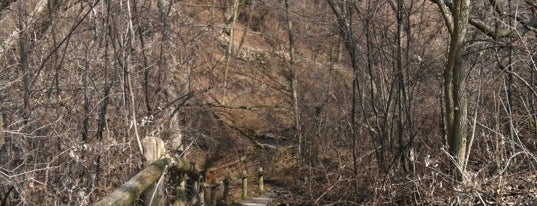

left=241, top=170, right=248, bottom=200
left=223, top=176, right=231, bottom=205
left=197, top=177, right=205, bottom=206
left=257, top=167, right=264, bottom=193
left=142, top=137, right=165, bottom=206
left=209, top=180, right=218, bottom=206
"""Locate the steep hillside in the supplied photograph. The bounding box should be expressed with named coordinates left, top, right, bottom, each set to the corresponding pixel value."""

left=1, top=0, right=537, bottom=205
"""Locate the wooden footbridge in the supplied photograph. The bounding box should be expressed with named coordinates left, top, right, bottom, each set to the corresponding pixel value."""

left=94, top=136, right=274, bottom=206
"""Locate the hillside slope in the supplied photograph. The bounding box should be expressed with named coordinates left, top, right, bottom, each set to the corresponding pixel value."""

left=1, top=0, right=537, bottom=205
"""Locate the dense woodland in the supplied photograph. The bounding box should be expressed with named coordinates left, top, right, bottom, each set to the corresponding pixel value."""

left=1, top=0, right=536, bottom=205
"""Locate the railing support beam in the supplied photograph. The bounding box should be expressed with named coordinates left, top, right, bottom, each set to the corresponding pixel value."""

left=94, top=156, right=199, bottom=206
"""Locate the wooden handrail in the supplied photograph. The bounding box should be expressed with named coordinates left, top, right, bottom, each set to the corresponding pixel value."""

left=93, top=137, right=265, bottom=206
left=94, top=156, right=199, bottom=206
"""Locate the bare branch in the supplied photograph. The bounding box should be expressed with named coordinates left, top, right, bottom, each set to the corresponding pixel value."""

left=430, top=0, right=537, bottom=39
left=430, top=0, right=454, bottom=35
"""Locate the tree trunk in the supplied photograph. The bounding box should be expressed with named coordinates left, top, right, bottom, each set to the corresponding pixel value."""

left=0, top=100, right=3, bottom=149
left=19, top=0, right=30, bottom=125
left=445, top=0, right=470, bottom=181
left=284, top=0, right=302, bottom=160
left=326, top=0, right=361, bottom=196
left=222, top=0, right=240, bottom=105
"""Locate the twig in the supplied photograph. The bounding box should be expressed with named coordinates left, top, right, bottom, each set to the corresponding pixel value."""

left=148, top=165, right=168, bottom=205
left=314, top=175, right=342, bottom=204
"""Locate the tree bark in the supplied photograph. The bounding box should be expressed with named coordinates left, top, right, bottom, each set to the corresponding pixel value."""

left=19, top=0, right=30, bottom=124
left=284, top=0, right=302, bottom=159
left=444, top=0, right=470, bottom=181
left=222, top=0, right=240, bottom=105
left=0, top=100, right=3, bottom=149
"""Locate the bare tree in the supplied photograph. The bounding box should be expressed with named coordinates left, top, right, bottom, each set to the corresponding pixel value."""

left=18, top=0, right=30, bottom=124
left=326, top=0, right=361, bottom=196
left=431, top=0, right=537, bottom=181
left=431, top=0, right=471, bottom=181
left=284, top=0, right=302, bottom=160
left=222, top=0, right=240, bottom=105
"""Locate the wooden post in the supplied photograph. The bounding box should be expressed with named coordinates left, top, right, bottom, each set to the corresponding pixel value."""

left=257, top=167, right=264, bottom=193
left=241, top=170, right=248, bottom=200
left=142, top=137, right=165, bottom=206
left=209, top=180, right=218, bottom=206
left=223, top=176, right=231, bottom=205
left=197, top=177, right=205, bottom=206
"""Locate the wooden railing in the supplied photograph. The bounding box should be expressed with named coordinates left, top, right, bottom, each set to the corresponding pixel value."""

left=94, top=137, right=265, bottom=206
left=204, top=167, right=265, bottom=205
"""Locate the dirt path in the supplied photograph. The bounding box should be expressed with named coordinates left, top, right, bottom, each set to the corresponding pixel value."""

left=235, top=179, right=294, bottom=206
left=236, top=196, right=274, bottom=206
